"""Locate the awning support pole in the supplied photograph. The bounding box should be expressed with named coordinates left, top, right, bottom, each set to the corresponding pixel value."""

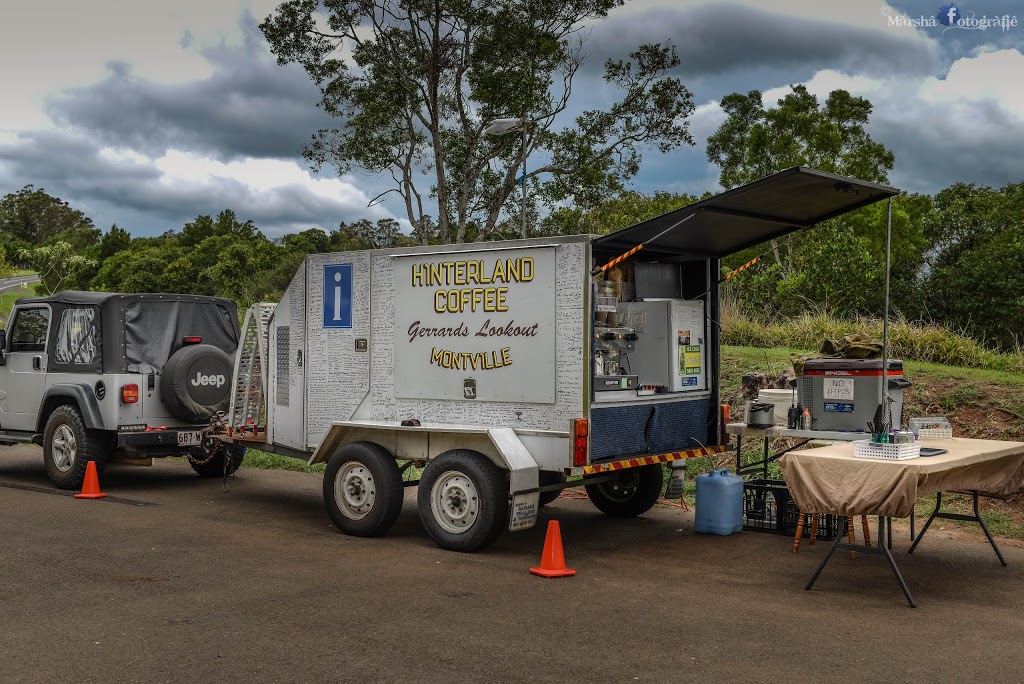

left=590, top=212, right=700, bottom=276
left=881, top=197, right=893, bottom=427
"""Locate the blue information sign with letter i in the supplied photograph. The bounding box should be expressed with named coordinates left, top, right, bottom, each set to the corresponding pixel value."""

left=323, top=263, right=353, bottom=328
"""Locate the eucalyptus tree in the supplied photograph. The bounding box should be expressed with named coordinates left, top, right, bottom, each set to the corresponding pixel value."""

left=261, top=0, right=694, bottom=243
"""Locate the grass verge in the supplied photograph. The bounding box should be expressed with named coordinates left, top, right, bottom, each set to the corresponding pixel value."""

left=1, top=286, right=35, bottom=321
left=722, top=308, right=1024, bottom=373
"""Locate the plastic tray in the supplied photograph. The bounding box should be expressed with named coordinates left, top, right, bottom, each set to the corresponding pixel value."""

left=917, top=428, right=953, bottom=439
left=853, top=440, right=921, bottom=460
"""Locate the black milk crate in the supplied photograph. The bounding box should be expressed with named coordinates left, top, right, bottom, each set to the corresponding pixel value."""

left=742, top=479, right=839, bottom=540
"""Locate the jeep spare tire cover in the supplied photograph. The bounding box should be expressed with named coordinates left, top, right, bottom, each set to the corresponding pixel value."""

left=160, top=344, right=233, bottom=423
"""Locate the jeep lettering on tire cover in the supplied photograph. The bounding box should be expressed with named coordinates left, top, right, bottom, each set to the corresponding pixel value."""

left=161, top=343, right=234, bottom=422
left=185, top=359, right=230, bottom=405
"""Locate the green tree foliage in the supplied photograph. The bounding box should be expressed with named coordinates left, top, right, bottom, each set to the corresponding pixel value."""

left=542, top=190, right=701, bottom=235
left=707, top=85, right=920, bottom=317
left=0, top=253, right=14, bottom=279
left=707, top=85, right=894, bottom=188
left=98, top=224, right=132, bottom=260
left=93, top=211, right=279, bottom=308
left=922, top=182, right=1024, bottom=350
left=260, top=0, right=694, bottom=243
left=18, top=242, right=98, bottom=295
left=0, top=185, right=96, bottom=246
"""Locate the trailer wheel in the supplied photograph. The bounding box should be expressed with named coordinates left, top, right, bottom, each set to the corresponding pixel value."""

left=324, top=442, right=403, bottom=537
left=585, top=464, right=663, bottom=518
left=538, top=472, right=566, bottom=507
left=418, top=451, right=508, bottom=552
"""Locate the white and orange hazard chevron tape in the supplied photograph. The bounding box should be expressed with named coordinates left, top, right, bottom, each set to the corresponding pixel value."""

left=582, top=444, right=727, bottom=475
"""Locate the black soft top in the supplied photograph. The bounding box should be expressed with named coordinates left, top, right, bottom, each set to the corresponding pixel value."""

left=12, top=291, right=239, bottom=375
left=16, top=291, right=235, bottom=308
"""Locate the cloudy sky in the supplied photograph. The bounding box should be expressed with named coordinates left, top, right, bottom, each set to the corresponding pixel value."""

left=1, top=0, right=1022, bottom=238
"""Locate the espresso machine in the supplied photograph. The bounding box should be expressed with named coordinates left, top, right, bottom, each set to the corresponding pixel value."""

left=593, top=326, right=639, bottom=391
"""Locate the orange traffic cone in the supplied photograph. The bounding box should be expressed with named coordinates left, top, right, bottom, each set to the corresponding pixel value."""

left=74, top=461, right=108, bottom=500
left=529, top=520, right=575, bottom=578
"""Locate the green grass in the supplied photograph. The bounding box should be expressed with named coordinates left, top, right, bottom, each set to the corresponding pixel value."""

left=241, top=449, right=325, bottom=474
left=722, top=309, right=1024, bottom=373
left=721, top=344, right=1024, bottom=389
left=912, top=493, right=1024, bottom=538
left=1, top=286, right=35, bottom=321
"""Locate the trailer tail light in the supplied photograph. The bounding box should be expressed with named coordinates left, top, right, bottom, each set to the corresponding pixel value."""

left=182, top=336, right=203, bottom=345
left=573, top=418, right=589, bottom=467
left=121, top=384, right=139, bottom=404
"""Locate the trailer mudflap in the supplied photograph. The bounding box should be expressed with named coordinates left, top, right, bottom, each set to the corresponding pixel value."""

left=488, top=428, right=540, bottom=532
left=509, top=492, right=540, bottom=531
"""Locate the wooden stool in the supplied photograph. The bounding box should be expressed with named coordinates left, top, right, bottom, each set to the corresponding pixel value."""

left=793, top=512, right=871, bottom=559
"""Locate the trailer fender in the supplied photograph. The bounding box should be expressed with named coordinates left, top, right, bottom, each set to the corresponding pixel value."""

left=487, top=428, right=540, bottom=532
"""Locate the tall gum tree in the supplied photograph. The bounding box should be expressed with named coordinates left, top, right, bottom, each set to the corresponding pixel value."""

left=260, top=0, right=694, bottom=244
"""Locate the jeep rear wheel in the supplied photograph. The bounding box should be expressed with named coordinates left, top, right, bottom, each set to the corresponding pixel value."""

left=43, top=405, right=111, bottom=490
left=189, top=443, right=246, bottom=478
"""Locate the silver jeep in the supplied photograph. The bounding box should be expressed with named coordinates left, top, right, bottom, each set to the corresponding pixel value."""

left=0, top=291, right=244, bottom=489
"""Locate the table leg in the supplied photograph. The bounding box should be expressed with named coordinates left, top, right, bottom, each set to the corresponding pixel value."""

left=887, top=516, right=893, bottom=550
left=878, top=515, right=917, bottom=608
left=805, top=528, right=844, bottom=590
left=735, top=434, right=743, bottom=474
left=805, top=514, right=917, bottom=608
left=908, top=493, right=942, bottom=554
left=972, top=491, right=1007, bottom=567
left=861, top=515, right=871, bottom=547
left=847, top=516, right=857, bottom=560
left=910, top=509, right=915, bottom=541
left=763, top=437, right=769, bottom=480
left=908, top=492, right=1006, bottom=565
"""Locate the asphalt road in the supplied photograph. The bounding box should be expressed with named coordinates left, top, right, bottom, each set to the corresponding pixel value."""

left=3, top=444, right=1024, bottom=684
left=0, top=275, right=39, bottom=295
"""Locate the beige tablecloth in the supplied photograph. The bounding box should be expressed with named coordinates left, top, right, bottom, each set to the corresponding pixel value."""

left=780, top=438, right=1024, bottom=517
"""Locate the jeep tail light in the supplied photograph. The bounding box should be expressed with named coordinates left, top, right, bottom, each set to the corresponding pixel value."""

left=573, top=418, right=589, bottom=467
left=182, top=336, right=203, bottom=345
left=121, top=383, right=139, bottom=404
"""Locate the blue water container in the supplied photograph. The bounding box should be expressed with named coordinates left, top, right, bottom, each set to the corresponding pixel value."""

left=695, top=469, right=743, bottom=535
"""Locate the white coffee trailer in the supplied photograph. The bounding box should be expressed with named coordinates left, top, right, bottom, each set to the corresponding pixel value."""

left=221, top=167, right=899, bottom=551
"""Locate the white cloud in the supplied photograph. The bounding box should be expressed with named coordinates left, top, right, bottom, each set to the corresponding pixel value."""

left=152, top=151, right=377, bottom=217
left=722, top=49, right=1024, bottom=192
left=918, top=49, right=1024, bottom=117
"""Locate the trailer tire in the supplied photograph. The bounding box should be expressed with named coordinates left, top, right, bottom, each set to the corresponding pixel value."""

left=324, top=442, right=403, bottom=537
left=585, top=464, right=663, bottom=518
left=418, top=451, right=508, bottom=552
left=43, top=405, right=111, bottom=490
left=538, top=472, right=566, bottom=507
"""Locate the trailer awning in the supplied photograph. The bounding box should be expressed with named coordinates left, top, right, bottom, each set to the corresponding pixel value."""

left=592, top=167, right=901, bottom=259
